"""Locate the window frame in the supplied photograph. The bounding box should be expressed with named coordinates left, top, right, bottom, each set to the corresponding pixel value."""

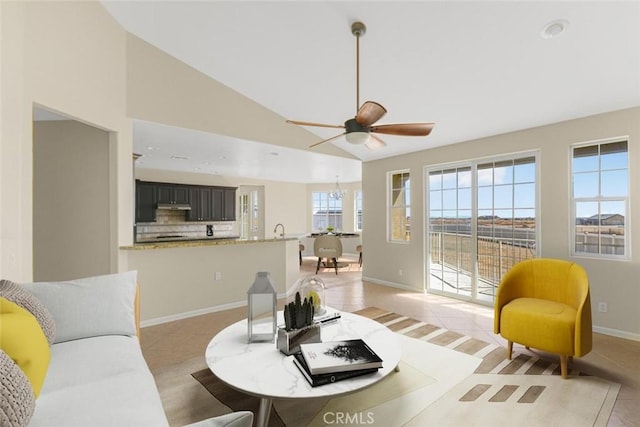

left=388, top=169, right=411, bottom=243
left=569, top=137, right=630, bottom=260
left=354, top=190, right=363, bottom=232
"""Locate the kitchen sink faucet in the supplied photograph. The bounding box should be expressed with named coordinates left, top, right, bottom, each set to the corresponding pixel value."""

left=274, top=223, right=285, bottom=238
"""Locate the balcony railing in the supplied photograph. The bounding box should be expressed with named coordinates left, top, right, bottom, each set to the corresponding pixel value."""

left=429, top=231, right=536, bottom=299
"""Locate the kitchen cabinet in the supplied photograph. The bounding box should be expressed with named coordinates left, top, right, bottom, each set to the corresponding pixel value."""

left=156, top=183, right=189, bottom=205
left=212, top=187, right=236, bottom=221
left=135, top=180, right=236, bottom=223
left=186, top=186, right=214, bottom=221
left=135, top=181, right=157, bottom=223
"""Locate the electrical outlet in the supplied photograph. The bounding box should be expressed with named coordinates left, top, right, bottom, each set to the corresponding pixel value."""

left=598, top=302, right=608, bottom=313
left=215, top=272, right=222, bottom=281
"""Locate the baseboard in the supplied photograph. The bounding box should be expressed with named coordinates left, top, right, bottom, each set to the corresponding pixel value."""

left=140, top=292, right=289, bottom=328
left=362, top=276, right=423, bottom=292
left=593, top=325, right=640, bottom=342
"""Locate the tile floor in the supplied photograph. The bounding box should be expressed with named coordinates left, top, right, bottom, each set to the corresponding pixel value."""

left=141, top=255, right=640, bottom=426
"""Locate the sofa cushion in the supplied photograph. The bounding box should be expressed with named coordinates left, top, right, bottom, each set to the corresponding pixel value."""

left=21, top=271, right=137, bottom=343
left=0, top=298, right=51, bottom=397
left=0, top=350, right=35, bottom=427
left=0, top=279, right=56, bottom=345
left=30, top=335, right=169, bottom=427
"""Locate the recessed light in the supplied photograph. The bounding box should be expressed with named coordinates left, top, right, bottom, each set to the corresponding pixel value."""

left=541, top=19, right=569, bottom=39
left=170, top=155, right=189, bottom=161
left=146, top=146, right=159, bottom=151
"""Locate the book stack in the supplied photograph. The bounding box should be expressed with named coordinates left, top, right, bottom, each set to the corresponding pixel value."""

left=292, top=339, right=383, bottom=387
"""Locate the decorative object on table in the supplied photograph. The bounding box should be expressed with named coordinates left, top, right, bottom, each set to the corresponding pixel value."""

left=296, top=275, right=327, bottom=318
left=276, top=292, right=321, bottom=355
left=247, top=272, right=277, bottom=343
left=291, top=352, right=379, bottom=387
left=325, top=225, right=335, bottom=233
left=299, top=339, right=383, bottom=375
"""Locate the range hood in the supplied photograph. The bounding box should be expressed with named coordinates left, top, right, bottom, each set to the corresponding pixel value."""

left=156, top=203, right=191, bottom=211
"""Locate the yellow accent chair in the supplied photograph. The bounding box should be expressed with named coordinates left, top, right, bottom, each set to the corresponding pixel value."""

left=494, top=258, right=592, bottom=378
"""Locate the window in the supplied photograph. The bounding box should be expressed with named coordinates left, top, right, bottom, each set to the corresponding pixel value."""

left=389, top=171, right=410, bottom=241
left=312, top=192, right=343, bottom=232
left=355, top=191, right=363, bottom=231
left=571, top=140, right=628, bottom=258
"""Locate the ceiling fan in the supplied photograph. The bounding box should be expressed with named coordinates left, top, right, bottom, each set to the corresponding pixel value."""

left=286, top=21, right=435, bottom=150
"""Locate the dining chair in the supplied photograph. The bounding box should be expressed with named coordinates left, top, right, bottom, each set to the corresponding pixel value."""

left=313, top=235, right=343, bottom=274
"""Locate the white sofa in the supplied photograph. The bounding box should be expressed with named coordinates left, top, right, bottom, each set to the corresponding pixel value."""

left=1, top=272, right=252, bottom=427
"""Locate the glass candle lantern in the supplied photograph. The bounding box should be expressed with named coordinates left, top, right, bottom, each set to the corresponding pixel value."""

left=247, top=272, right=277, bottom=343
left=296, top=275, right=327, bottom=318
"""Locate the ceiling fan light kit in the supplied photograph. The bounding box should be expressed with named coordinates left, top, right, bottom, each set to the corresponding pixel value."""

left=286, top=21, right=434, bottom=150
left=345, top=132, right=370, bottom=145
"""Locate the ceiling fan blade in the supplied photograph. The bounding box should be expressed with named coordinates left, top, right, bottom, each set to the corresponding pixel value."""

left=309, top=132, right=347, bottom=148
left=370, top=122, right=435, bottom=137
left=365, top=134, right=386, bottom=150
left=286, top=120, right=345, bottom=130
left=355, top=101, right=387, bottom=127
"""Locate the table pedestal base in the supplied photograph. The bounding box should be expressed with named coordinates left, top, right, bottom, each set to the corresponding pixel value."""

left=257, top=397, right=273, bottom=427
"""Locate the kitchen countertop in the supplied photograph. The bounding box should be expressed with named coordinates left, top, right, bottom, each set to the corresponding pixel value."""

left=120, top=237, right=298, bottom=250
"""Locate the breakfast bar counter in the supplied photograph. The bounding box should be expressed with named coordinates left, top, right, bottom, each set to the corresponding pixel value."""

left=120, top=237, right=300, bottom=324
left=120, top=237, right=299, bottom=251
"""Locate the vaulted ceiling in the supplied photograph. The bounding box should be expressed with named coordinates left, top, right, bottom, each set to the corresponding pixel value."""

left=100, top=1, right=640, bottom=183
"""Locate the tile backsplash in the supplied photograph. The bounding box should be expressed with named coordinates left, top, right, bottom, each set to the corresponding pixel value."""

left=136, top=210, right=239, bottom=242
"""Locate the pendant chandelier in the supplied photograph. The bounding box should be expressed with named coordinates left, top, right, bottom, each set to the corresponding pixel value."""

left=329, top=176, right=344, bottom=199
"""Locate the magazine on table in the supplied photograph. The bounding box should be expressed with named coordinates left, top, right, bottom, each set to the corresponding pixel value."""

left=299, top=338, right=383, bottom=375
left=292, top=352, right=379, bottom=387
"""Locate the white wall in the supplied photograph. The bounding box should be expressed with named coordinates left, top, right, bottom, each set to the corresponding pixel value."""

left=363, top=107, right=640, bottom=339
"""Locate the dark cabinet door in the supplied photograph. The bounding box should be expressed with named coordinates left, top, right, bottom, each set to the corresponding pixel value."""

left=135, top=181, right=157, bottom=223
left=211, top=188, right=225, bottom=221
left=186, top=186, right=214, bottom=221
left=157, top=184, right=189, bottom=204
left=211, top=188, right=236, bottom=221
left=223, top=188, right=236, bottom=221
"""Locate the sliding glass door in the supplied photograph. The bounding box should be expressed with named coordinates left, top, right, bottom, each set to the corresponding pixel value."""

left=426, top=154, right=538, bottom=304
left=428, top=166, right=473, bottom=297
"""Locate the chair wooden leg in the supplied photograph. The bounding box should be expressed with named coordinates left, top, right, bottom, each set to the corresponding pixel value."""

left=316, top=257, right=322, bottom=274
left=560, top=355, right=568, bottom=379
left=333, top=258, right=338, bottom=274
left=507, top=341, right=513, bottom=360
left=358, top=251, right=362, bottom=266
left=299, top=251, right=302, bottom=266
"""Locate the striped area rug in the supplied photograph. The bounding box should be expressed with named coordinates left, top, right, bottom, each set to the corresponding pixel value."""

left=355, top=307, right=620, bottom=426
left=354, top=306, right=573, bottom=379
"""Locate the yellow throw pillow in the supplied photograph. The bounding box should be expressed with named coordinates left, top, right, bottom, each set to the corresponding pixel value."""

left=0, top=297, right=51, bottom=397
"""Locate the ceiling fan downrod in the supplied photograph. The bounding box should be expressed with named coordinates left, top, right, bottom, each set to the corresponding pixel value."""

left=352, top=21, right=366, bottom=113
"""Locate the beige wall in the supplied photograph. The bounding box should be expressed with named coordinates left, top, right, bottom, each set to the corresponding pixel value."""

left=363, top=107, right=640, bottom=339
left=0, top=1, right=133, bottom=281
left=33, top=120, right=111, bottom=280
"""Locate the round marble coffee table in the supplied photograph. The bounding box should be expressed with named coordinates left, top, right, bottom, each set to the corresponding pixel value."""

left=204, top=309, right=401, bottom=427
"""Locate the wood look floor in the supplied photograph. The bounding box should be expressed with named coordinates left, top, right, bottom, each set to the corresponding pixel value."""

left=140, top=255, right=640, bottom=426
